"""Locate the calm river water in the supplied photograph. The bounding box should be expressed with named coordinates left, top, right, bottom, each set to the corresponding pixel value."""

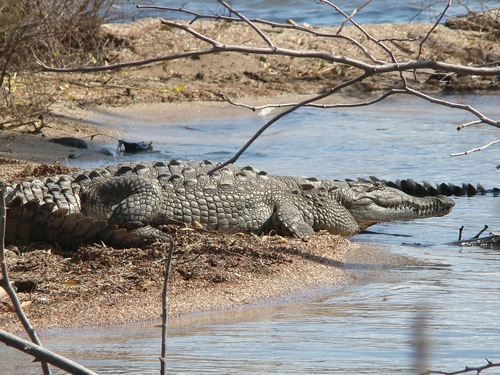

left=2, top=93, right=499, bottom=374
left=123, top=0, right=499, bottom=26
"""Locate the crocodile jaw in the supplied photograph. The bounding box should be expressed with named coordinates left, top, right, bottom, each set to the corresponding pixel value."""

left=345, top=183, right=455, bottom=229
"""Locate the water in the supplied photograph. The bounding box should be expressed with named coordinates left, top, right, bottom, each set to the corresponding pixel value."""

left=120, top=0, right=499, bottom=26
left=2, top=94, right=500, bottom=374
left=82, top=93, right=499, bottom=184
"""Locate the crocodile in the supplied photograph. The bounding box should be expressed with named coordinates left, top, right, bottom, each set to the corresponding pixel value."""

left=1, top=160, right=455, bottom=249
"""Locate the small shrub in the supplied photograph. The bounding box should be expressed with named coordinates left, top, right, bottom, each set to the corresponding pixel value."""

left=0, top=0, right=119, bottom=131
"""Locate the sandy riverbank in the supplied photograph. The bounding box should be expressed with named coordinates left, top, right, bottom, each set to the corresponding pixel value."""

left=1, top=15, right=498, bottom=332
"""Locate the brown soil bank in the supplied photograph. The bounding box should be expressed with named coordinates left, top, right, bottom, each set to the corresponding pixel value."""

left=10, top=14, right=500, bottom=113
left=1, top=13, right=499, bottom=332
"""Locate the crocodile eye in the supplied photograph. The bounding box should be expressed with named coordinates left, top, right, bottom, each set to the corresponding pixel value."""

left=369, top=182, right=384, bottom=191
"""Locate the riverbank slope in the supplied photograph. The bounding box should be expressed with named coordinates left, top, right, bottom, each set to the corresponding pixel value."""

left=1, top=14, right=498, bottom=332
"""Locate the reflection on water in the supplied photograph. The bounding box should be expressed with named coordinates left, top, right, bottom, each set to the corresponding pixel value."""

left=3, top=95, right=500, bottom=374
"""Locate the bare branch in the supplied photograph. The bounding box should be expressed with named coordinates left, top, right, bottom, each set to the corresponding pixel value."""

left=1, top=189, right=52, bottom=375
left=218, top=88, right=401, bottom=111
left=402, top=86, right=500, bottom=129
left=209, top=72, right=371, bottom=174
left=138, top=4, right=383, bottom=63
left=422, top=358, right=500, bottom=375
left=160, top=241, right=174, bottom=375
left=217, top=0, right=276, bottom=49
left=337, top=0, right=372, bottom=34
left=417, top=0, right=452, bottom=59
left=320, top=0, right=398, bottom=64
left=457, top=120, right=483, bottom=130
left=160, top=19, right=223, bottom=48
left=219, top=81, right=499, bottom=165
left=220, top=86, right=497, bottom=133
left=37, top=48, right=218, bottom=72
left=38, top=39, right=500, bottom=77
left=38, top=14, right=500, bottom=78
left=0, top=330, right=97, bottom=375
left=450, top=139, right=500, bottom=157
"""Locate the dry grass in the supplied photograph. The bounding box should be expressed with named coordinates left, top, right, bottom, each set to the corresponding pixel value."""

left=0, top=0, right=119, bottom=132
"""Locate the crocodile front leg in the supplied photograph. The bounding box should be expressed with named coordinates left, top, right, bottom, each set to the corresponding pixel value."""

left=271, top=203, right=315, bottom=238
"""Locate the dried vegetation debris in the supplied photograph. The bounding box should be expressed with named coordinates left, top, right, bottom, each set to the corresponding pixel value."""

left=0, top=158, right=78, bottom=186
left=1, top=223, right=349, bottom=331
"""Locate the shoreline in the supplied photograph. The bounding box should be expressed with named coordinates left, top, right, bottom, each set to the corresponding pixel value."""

left=1, top=16, right=498, bottom=333
left=2, top=231, right=358, bottom=333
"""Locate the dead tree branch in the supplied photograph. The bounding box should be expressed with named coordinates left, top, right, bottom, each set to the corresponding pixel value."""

left=417, top=0, right=451, bottom=59
left=38, top=14, right=500, bottom=77
left=337, top=0, right=372, bottom=33
left=0, top=189, right=52, bottom=375
left=0, top=330, right=98, bottom=375
left=137, top=4, right=382, bottom=63
left=422, top=358, right=500, bottom=375
left=38, top=2, right=500, bottom=163
left=217, top=0, right=275, bottom=49
left=40, top=46, right=497, bottom=77
left=450, top=139, right=500, bottom=156
left=210, top=72, right=370, bottom=173
left=160, top=241, right=175, bottom=375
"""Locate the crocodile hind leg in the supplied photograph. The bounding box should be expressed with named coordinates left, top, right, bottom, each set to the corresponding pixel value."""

left=81, top=175, right=168, bottom=242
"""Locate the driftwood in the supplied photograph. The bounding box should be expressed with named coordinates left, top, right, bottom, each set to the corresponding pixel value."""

left=449, top=225, right=500, bottom=250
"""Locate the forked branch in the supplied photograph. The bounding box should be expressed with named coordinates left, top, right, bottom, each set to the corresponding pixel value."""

left=37, top=1, right=500, bottom=164
left=422, top=358, right=500, bottom=375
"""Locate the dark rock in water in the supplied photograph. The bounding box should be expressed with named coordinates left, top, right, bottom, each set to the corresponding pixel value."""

left=118, top=140, right=153, bottom=153
left=50, top=137, right=89, bottom=149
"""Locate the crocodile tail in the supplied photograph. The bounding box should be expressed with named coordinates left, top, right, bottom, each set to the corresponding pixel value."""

left=365, top=178, right=492, bottom=197
left=6, top=198, right=147, bottom=250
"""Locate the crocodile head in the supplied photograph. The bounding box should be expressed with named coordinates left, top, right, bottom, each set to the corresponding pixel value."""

left=334, top=181, right=455, bottom=235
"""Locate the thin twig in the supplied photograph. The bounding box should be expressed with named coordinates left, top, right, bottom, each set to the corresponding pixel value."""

left=208, top=73, right=371, bottom=174
left=402, top=86, right=500, bottom=129
left=138, top=4, right=382, bottom=63
left=0, top=190, right=52, bottom=375
left=422, top=358, right=500, bottom=375
left=217, top=0, right=276, bottom=49
left=160, top=241, right=175, bottom=375
left=218, top=88, right=401, bottom=111
left=450, top=139, right=500, bottom=156
left=417, top=0, right=452, bottom=60
left=38, top=18, right=500, bottom=77
left=320, top=0, right=396, bottom=61
left=457, top=120, right=483, bottom=130
left=337, top=0, right=372, bottom=33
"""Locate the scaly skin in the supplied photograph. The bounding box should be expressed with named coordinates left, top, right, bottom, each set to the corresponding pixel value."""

left=2, top=160, right=455, bottom=249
